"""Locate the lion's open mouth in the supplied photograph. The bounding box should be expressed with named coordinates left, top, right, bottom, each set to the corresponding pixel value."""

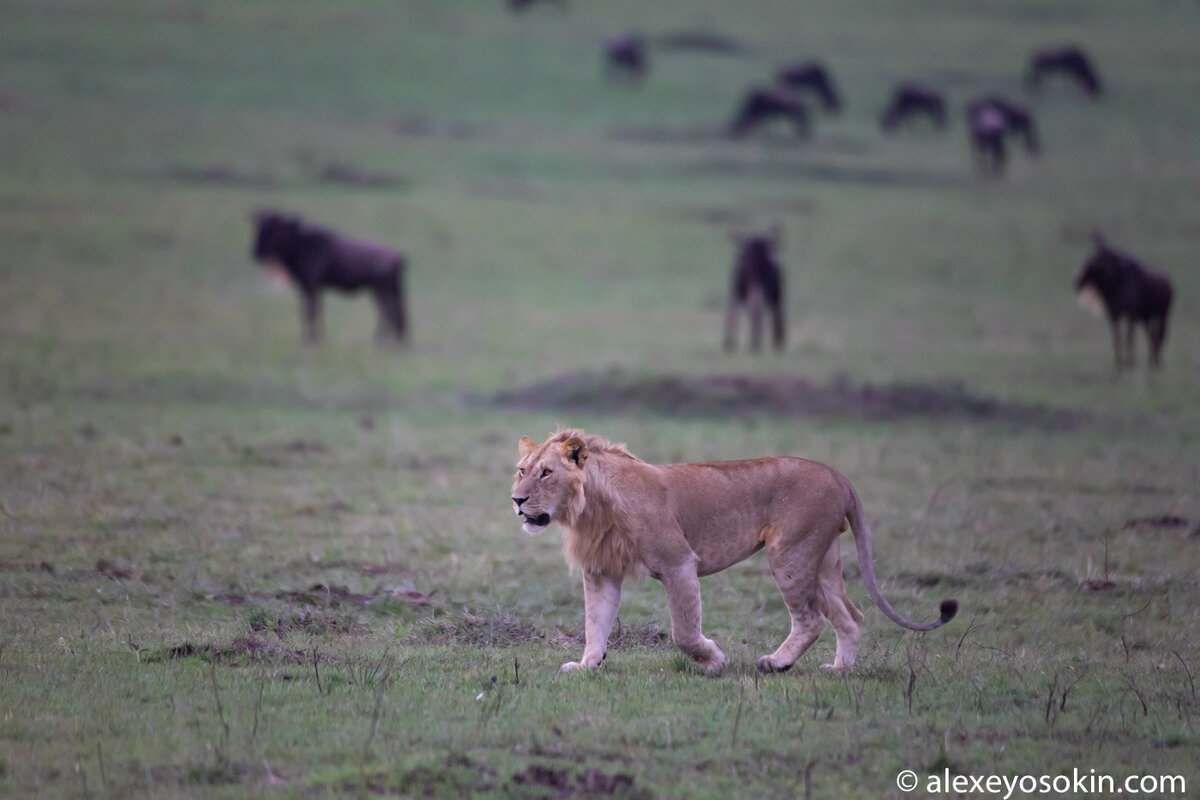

left=522, top=512, right=551, bottom=528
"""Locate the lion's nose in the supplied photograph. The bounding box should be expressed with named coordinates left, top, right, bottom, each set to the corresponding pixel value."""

left=512, top=496, right=527, bottom=510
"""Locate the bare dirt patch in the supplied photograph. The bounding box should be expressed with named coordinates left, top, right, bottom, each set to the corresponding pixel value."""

left=165, top=636, right=309, bottom=665
left=651, top=30, right=747, bottom=55
left=314, top=162, right=408, bottom=190
left=550, top=620, right=669, bottom=650
left=488, top=370, right=1085, bottom=429
left=513, top=764, right=649, bottom=798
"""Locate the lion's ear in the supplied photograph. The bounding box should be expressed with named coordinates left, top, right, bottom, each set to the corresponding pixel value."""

left=560, top=436, right=588, bottom=469
left=518, top=436, right=538, bottom=459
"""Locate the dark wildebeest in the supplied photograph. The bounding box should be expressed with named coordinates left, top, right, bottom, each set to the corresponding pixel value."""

left=1075, top=234, right=1173, bottom=370
left=604, top=33, right=647, bottom=82
left=507, top=0, right=565, bottom=11
left=966, top=95, right=1039, bottom=176
left=724, top=228, right=786, bottom=353
left=728, top=87, right=811, bottom=139
left=251, top=211, right=409, bottom=346
left=880, top=82, right=946, bottom=133
left=776, top=61, right=842, bottom=113
left=1026, top=45, right=1102, bottom=98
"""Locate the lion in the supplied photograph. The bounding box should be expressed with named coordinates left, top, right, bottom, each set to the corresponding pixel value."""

left=510, top=429, right=957, bottom=674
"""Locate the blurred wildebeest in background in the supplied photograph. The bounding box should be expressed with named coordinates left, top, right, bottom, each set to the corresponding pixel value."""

left=1026, top=45, right=1102, bottom=98
left=880, top=82, right=947, bottom=133
left=776, top=61, right=842, bottom=113
left=507, top=0, right=565, bottom=11
left=251, top=211, right=409, bottom=346
left=966, top=95, right=1038, bottom=176
left=724, top=227, right=786, bottom=353
left=1075, top=234, right=1173, bottom=370
left=728, top=87, right=811, bottom=139
left=604, top=33, right=647, bottom=82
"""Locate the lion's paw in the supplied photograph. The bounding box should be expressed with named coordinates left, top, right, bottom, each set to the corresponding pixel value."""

left=700, top=652, right=727, bottom=675
left=755, top=655, right=793, bottom=674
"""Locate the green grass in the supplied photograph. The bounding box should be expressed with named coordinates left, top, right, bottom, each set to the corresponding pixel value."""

left=1, top=1, right=1199, bottom=797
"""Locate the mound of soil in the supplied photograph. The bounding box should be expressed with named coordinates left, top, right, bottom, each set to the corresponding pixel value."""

left=489, top=370, right=1085, bottom=429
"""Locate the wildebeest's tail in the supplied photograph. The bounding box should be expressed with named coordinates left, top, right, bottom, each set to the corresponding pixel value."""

left=845, top=487, right=957, bottom=632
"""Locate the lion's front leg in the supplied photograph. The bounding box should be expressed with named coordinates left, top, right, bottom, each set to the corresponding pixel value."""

left=660, top=564, right=727, bottom=675
left=561, top=570, right=622, bottom=673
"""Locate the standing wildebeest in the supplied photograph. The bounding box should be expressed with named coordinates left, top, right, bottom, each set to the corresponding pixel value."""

left=776, top=61, right=842, bottom=113
left=251, top=211, right=409, bottom=346
left=1027, top=45, right=1102, bottom=98
left=1075, top=234, right=1173, bottom=370
left=724, top=229, right=786, bottom=353
left=507, top=0, right=564, bottom=11
left=728, top=87, right=811, bottom=139
left=880, top=82, right=946, bottom=133
left=966, top=95, right=1039, bottom=176
left=604, top=33, right=647, bottom=82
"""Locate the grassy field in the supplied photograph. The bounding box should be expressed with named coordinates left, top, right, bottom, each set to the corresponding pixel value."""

left=1, top=1, right=1199, bottom=797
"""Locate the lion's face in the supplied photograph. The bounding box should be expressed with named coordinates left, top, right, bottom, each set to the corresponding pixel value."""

left=511, top=435, right=588, bottom=535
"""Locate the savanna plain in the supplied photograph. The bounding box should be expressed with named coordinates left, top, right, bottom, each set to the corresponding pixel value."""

left=1, top=2, right=1199, bottom=798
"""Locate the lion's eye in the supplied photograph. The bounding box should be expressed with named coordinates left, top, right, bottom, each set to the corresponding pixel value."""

left=539, top=468, right=552, bottom=480
left=517, top=468, right=526, bottom=478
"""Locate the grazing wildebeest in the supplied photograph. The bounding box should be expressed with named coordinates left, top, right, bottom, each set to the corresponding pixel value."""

left=1075, top=234, right=1173, bottom=370
left=776, top=61, right=842, bottom=113
left=724, top=228, right=786, bottom=353
left=251, top=211, right=409, bottom=346
left=728, top=87, right=811, bottom=139
left=604, top=33, right=647, bottom=82
left=1027, top=45, right=1102, bottom=98
left=966, top=95, right=1038, bottom=176
left=880, top=82, right=946, bottom=133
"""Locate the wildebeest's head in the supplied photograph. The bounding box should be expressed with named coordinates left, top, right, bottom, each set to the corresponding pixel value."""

left=1075, top=234, right=1120, bottom=295
left=251, top=210, right=302, bottom=264
left=732, top=224, right=782, bottom=263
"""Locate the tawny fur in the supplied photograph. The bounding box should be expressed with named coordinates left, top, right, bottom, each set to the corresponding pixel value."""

left=511, top=429, right=956, bottom=675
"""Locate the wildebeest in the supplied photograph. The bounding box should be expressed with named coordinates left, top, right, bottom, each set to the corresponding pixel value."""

left=880, top=82, right=946, bottom=133
left=724, top=228, right=786, bottom=353
left=776, top=61, right=841, bottom=113
left=604, top=33, right=647, bottom=82
left=1027, top=45, right=1102, bottom=98
left=507, top=0, right=564, bottom=11
left=966, top=95, right=1039, bottom=176
left=251, top=210, right=409, bottom=346
left=1075, top=234, right=1173, bottom=370
left=728, top=87, right=810, bottom=139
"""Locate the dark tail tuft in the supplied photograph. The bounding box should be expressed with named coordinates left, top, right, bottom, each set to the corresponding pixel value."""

left=939, top=599, right=959, bottom=623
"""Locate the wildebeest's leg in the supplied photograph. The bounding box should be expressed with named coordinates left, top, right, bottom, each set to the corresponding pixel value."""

left=300, top=290, right=322, bottom=345
left=723, top=299, right=740, bottom=352
left=770, top=298, right=786, bottom=351
left=660, top=563, right=726, bottom=673
left=1108, top=318, right=1124, bottom=370
left=1147, top=315, right=1168, bottom=368
left=1124, top=319, right=1136, bottom=368
left=561, top=571, right=622, bottom=672
left=372, top=271, right=408, bottom=344
left=747, top=289, right=765, bottom=352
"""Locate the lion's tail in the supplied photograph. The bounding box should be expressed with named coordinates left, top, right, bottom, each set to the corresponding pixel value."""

left=845, top=487, right=957, bottom=632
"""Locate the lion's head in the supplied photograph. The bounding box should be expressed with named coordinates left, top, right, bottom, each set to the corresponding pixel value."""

left=510, top=432, right=589, bottom=535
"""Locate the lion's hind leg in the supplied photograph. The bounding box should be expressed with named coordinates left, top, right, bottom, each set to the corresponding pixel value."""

left=757, top=540, right=827, bottom=673
left=816, top=540, right=864, bottom=671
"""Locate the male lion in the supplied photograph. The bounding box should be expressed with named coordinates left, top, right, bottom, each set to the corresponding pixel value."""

left=511, top=430, right=957, bottom=675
